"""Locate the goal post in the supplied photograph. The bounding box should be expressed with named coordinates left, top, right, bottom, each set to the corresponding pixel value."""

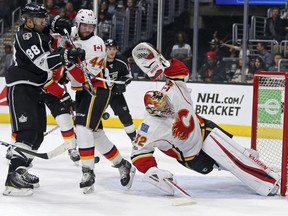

left=251, top=71, right=288, bottom=196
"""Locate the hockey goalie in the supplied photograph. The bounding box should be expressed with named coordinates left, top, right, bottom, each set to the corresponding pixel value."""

left=130, top=42, right=280, bottom=196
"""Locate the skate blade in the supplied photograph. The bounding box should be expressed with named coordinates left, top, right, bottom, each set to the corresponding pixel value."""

left=124, top=167, right=136, bottom=189
left=74, top=161, right=80, bottom=166
left=3, top=186, right=33, bottom=196
left=82, top=185, right=94, bottom=194
left=33, top=183, right=40, bottom=188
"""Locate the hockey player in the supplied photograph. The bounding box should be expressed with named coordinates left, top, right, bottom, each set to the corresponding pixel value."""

left=3, top=2, right=85, bottom=196
left=130, top=42, right=280, bottom=196
left=105, top=39, right=137, bottom=141
left=67, top=9, right=136, bottom=193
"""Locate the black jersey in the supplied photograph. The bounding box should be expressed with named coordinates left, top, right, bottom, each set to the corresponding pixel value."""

left=5, top=26, right=63, bottom=87
left=106, top=55, right=131, bottom=81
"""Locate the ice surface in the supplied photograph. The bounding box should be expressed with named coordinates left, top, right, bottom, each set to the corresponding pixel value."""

left=0, top=124, right=287, bottom=216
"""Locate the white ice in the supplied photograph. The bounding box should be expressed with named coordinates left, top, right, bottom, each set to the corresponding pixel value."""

left=0, top=123, right=287, bottom=216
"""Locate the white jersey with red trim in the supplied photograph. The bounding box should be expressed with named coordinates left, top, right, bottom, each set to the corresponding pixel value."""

left=68, top=27, right=107, bottom=89
left=131, top=80, right=203, bottom=172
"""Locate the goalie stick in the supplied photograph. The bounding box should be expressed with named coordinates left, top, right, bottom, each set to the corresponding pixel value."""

left=164, top=178, right=196, bottom=206
left=0, top=140, right=72, bottom=159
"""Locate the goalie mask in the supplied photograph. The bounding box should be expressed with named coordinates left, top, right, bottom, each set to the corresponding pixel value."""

left=132, top=42, right=170, bottom=80
left=144, top=91, right=174, bottom=118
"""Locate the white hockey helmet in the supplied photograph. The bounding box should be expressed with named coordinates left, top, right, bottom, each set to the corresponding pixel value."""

left=75, top=9, right=97, bottom=29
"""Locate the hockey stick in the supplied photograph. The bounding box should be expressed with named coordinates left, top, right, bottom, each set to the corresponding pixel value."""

left=164, top=178, right=196, bottom=206
left=44, top=125, right=60, bottom=136
left=63, top=29, right=122, bottom=87
left=94, top=77, right=125, bottom=84
left=0, top=140, right=72, bottom=159
left=63, top=29, right=97, bottom=97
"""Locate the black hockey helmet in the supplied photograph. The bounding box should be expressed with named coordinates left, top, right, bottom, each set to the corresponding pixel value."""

left=105, top=39, right=118, bottom=48
left=22, top=2, right=47, bottom=18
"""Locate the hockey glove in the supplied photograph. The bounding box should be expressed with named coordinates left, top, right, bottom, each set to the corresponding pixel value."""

left=143, top=167, right=175, bottom=195
left=112, top=84, right=126, bottom=95
left=58, top=72, right=69, bottom=85
left=60, top=48, right=85, bottom=68
left=59, top=92, right=75, bottom=110
left=51, top=15, right=71, bottom=36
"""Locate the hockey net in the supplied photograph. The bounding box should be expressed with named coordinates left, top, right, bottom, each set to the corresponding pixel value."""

left=251, top=72, right=288, bottom=196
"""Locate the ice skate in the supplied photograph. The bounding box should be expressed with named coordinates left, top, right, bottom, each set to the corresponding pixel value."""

left=80, top=167, right=95, bottom=194
left=68, top=148, right=80, bottom=166
left=268, top=184, right=280, bottom=196
left=3, top=170, right=33, bottom=196
left=6, top=146, right=13, bottom=160
left=16, top=167, right=40, bottom=188
left=114, top=159, right=136, bottom=189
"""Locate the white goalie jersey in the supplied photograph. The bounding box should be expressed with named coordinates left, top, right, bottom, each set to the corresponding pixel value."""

left=131, top=80, right=203, bottom=173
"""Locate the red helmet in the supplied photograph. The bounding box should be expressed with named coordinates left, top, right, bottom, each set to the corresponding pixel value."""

left=144, top=91, right=174, bottom=118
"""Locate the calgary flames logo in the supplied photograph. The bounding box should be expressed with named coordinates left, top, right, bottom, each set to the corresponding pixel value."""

left=172, top=109, right=195, bottom=140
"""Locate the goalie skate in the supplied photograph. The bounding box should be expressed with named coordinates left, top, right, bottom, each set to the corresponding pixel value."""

left=68, top=148, right=80, bottom=166
left=3, top=170, right=33, bottom=196
left=114, top=159, right=136, bottom=189
left=80, top=167, right=95, bottom=194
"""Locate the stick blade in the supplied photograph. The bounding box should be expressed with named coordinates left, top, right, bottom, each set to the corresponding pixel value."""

left=172, top=197, right=197, bottom=206
left=46, top=141, right=73, bottom=159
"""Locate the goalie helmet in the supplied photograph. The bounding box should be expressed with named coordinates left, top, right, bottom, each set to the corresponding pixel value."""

left=75, top=9, right=97, bottom=29
left=132, top=42, right=170, bottom=80
left=144, top=91, right=174, bottom=118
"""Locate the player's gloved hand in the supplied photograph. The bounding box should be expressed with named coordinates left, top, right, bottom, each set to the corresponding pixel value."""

left=68, top=48, right=86, bottom=62
left=62, top=48, right=86, bottom=68
left=58, top=72, right=69, bottom=85
left=143, top=167, right=175, bottom=195
left=51, top=15, right=71, bottom=35
left=59, top=92, right=75, bottom=110
left=112, top=84, right=126, bottom=95
left=119, top=76, right=132, bottom=85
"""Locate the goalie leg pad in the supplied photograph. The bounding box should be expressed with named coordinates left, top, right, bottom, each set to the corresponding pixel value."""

left=202, top=128, right=280, bottom=196
left=143, top=167, right=175, bottom=195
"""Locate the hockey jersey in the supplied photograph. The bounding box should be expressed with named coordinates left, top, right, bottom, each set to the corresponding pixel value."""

left=6, top=26, right=63, bottom=87
left=131, top=80, right=203, bottom=173
left=67, top=27, right=108, bottom=90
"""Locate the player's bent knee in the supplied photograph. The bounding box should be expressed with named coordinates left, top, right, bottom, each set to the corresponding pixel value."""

left=16, top=130, right=44, bottom=150
left=179, top=150, right=215, bottom=174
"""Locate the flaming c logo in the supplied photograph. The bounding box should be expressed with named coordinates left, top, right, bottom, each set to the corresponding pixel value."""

left=172, top=109, right=195, bottom=140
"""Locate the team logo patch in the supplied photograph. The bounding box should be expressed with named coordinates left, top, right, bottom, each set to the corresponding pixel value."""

left=18, top=114, right=28, bottom=123
left=140, top=123, right=149, bottom=133
left=23, top=33, right=32, bottom=40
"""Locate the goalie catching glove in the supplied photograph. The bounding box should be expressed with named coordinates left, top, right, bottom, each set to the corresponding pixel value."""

left=143, top=167, right=175, bottom=195
left=132, top=42, right=170, bottom=80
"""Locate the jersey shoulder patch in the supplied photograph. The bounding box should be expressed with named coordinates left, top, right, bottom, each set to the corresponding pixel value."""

left=140, top=122, right=150, bottom=133
left=23, top=32, right=33, bottom=40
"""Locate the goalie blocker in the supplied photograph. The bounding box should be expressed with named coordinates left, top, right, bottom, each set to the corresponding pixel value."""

left=203, top=128, right=280, bottom=196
